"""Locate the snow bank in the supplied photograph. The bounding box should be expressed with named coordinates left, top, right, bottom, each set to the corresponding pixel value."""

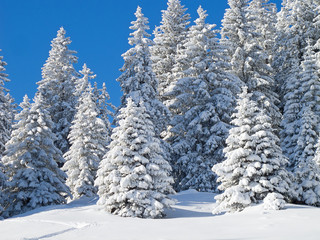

left=1, top=190, right=320, bottom=240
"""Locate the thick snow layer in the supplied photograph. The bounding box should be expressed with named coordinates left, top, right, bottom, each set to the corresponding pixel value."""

left=1, top=189, right=320, bottom=240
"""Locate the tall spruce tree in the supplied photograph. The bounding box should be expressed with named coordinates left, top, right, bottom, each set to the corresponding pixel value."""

left=63, top=84, right=108, bottom=199
left=0, top=52, right=14, bottom=156
left=96, top=82, right=115, bottom=137
left=95, top=98, right=174, bottom=218
left=37, top=27, right=78, bottom=156
left=117, top=6, right=170, bottom=137
left=248, top=0, right=277, bottom=56
left=221, top=0, right=281, bottom=132
left=287, top=41, right=320, bottom=206
left=0, top=160, right=8, bottom=219
left=78, top=67, right=114, bottom=140
left=212, top=87, right=293, bottom=213
left=275, top=0, right=319, bottom=162
left=117, top=6, right=171, bottom=175
left=2, top=94, right=69, bottom=217
left=74, top=64, right=95, bottom=98
left=150, top=0, right=190, bottom=106
left=166, top=6, right=238, bottom=192
left=293, top=107, right=320, bottom=206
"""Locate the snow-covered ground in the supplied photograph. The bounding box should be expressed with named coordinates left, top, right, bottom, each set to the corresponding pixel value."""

left=1, top=190, right=320, bottom=240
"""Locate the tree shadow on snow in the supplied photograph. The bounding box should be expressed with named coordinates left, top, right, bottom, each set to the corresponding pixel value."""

left=165, top=207, right=213, bottom=219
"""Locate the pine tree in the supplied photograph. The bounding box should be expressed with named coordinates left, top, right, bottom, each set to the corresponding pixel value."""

left=222, top=0, right=281, bottom=132
left=95, top=82, right=115, bottom=139
left=2, top=94, right=70, bottom=217
left=276, top=0, right=319, bottom=162
left=37, top=27, right=78, bottom=156
left=0, top=161, right=8, bottom=219
left=150, top=0, right=190, bottom=105
left=0, top=52, right=14, bottom=156
left=117, top=6, right=170, bottom=136
left=75, top=64, right=96, bottom=98
left=63, top=84, right=108, bottom=199
left=293, top=108, right=320, bottom=206
left=212, top=87, right=293, bottom=213
left=293, top=41, right=320, bottom=162
left=288, top=41, right=320, bottom=206
left=248, top=0, right=277, bottom=56
left=76, top=65, right=113, bottom=147
left=166, top=6, right=238, bottom=192
left=117, top=7, right=171, bottom=177
left=95, top=98, right=174, bottom=218
left=314, top=2, right=320, bottom=55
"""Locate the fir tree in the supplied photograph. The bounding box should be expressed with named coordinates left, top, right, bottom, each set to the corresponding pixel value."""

left=292, top=42, right=320, bottom=164
left=117, top=6, right=171, bottom=176
left=167, top=6, right=238, bottom=192
left=294, top=107, right=320, bottom=206
left=117, top=6, right=170, bottom=136
left=63, top=84, right=109, bottom=199
left=2, top=94, right=70, bottom=217
left=0, top=52, right=14, bottom=156
left=75, top=64, right=96, bottom=98
left=289, top=41, right=320, bottom=205
left=95, top=98, right=174, bottom=218
left=276, top=0, right=319, bottom=162
left=37, top=27, right=78, bottom=156
left=222, top=0, right=281, bottom=131
left=76, top=65, right=113, bottom=147
left=96, top=82, right=115, bottom=137
left=212, top=87, right=293, bottom=213
left=248, top=0, right=277, bottom=56
left=150, top=0, right=190, bottom=105
left=0, top=161, right=8, bottom=219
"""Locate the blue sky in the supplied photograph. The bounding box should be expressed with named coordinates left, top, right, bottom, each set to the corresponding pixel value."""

left=0, top=0, right=282, bottom=107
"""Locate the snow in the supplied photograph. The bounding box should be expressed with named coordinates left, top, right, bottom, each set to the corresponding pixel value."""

left=1, top=190, right=320, bottom=240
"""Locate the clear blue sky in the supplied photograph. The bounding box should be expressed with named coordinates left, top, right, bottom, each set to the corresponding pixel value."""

left=0, top=0, right=282, bottom=107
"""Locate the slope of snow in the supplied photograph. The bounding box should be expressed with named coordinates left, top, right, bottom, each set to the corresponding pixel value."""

left=1, top=190, right=320, bottom=240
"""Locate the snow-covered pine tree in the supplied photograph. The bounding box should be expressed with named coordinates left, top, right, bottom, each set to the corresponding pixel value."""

left=293, top=107, right=320, bottom=206
left=0, top=52, right=14, bottom=156
left=117, top=6, right=170, bottom=136
left=275, top=0, right=319, bottom=162
left=314, top=2, right=320, bottom=55
left=220, top=0, right=250, bottom=68
left=94, top=82, right=115, bottom=139
left=37, top=27, right=78, bottom=156
left=166, top=6, right=238, bottom=192
left=95, top=98, right=174, bottom=218
left=75, top=64, right=96, bottom=98
left=273, top=0, right=292, bottom=103
left=117, top=6, right=171, bottom=177
left=2, top=94, right=70, bottom=217
left=76, top=65, right=114, bottom=147
left=288, top=41, right=320, bottom=206
left=150, top=0, right=190, bottom=105
left=248, top=0, right=277, bottom=58
left=292, top=41, right=320, bottom=162
left=221, top=0, right=281, bottom=132
left=0, top=161, right=8, bottom=219
left=212, top=87, right=293, bottom=213
left=63, top=83, right=109, bottom=199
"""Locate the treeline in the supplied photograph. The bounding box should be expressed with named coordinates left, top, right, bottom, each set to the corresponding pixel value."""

left=1, top=0, right=320, bottom=219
